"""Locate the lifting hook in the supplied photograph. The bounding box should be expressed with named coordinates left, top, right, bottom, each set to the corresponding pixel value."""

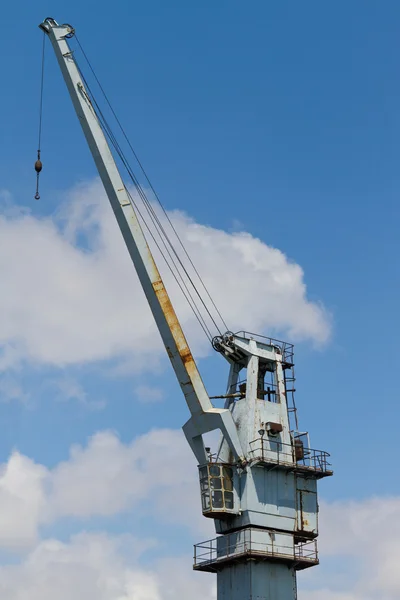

left=34, top=150, right=42, bottom=200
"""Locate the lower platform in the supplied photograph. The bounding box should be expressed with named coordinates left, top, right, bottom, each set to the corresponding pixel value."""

left=194, top=528, right=318, bottom=573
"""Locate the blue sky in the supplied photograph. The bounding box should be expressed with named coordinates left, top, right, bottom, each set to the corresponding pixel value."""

left=0, top=2, right=400, bottom=599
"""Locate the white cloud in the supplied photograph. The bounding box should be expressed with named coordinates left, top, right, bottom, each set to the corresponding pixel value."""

left=48, top=429, right=209, bottom=535
left=0, top=376, right=29, bottom=403
left=48, top=430, right=145, bottom=519
left=0, top=452, right=48, bottom=549
left=0, top=427, right=212, bottom=597
left=0, top=425, right=399, bottom=599
left=134, top=385, right=164, bottom=404
left=0, top=428, right=210, bottom=550
left=318, top=496, right=400, bottom=557
left=303, top=592, right=359, bottom=600
left=170, top=208, right=330, bottom=344
left=51, top=376, right=106, bottom=410
left=298, top=496, right=400, bottom=600
left=0, top=532, right=212, bottom=600
left=54, top=377, right=87, bottom=403
left=0, top=180, right=330, bottom=372
left=2, top=483, right=400, bottom=600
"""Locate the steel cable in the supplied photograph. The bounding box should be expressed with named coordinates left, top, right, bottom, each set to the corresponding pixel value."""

left=74, top=36, right=228, bottom=336
left=74, top=61, right=215, bottom=342
left=73, top=41, right=229, bottom=341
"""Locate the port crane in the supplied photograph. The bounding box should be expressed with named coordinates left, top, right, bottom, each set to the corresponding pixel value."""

left=40, top=18, right=332, bottom=600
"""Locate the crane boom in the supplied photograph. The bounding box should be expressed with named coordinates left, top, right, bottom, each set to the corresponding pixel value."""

left=40, top=18, right=244, bottom=465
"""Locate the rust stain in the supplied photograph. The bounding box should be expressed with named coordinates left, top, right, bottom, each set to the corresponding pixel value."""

left=152, top=279, right=195, bottom=366
left=180, top=347, right=194, bottom=365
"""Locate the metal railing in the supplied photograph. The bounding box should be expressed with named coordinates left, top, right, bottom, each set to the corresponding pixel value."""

left=249, top=437, right=332, bottom=474
left=194, top=529, right=318, bottom=568
left=235, top=331, right=294, bottom=364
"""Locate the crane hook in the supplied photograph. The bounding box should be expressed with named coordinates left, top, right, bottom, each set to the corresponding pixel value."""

left=34, top=151, right=42, bottom=200
left=35, top=31, right=46, bottom=201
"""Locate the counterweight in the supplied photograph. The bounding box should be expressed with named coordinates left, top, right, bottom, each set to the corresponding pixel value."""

left=40, top=18, right=332, bottom=600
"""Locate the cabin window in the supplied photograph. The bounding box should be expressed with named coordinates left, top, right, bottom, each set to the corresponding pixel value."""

left=199, top=464, right=235, bottom=514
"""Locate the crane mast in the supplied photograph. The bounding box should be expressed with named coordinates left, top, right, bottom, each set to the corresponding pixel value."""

left=40, top=18, right=332, bottom=600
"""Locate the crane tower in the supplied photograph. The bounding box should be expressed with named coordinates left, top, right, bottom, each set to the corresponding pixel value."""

left=40, top=18, right=332, bottom=600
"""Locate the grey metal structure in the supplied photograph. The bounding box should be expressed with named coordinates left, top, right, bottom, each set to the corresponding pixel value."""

left=41, top=18, right=332, bottom=600
left=196, top=332, right=332, bottom=599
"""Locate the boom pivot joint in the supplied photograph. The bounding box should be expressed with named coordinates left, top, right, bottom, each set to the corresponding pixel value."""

left=39, top=18, right=75, bottom=38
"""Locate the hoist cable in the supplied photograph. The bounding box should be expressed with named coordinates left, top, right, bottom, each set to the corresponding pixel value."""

left=125, top=188, right=215, bottom=341
left=104, top=122, right=216, bottom=341
left=79, top=74, right=214, bottom=341
left=96, top=93, right=224, bottom=339
left=80, top=67, right=217, bottom=340
left=74, top=36, right=229, bottom=334
left=75, top=62, right=215, bottom=341
left=34, top=32, right=45, bottom=200
left=38, top=32, right=46, bottom=150
left=74, top=58, right=223, bottom=340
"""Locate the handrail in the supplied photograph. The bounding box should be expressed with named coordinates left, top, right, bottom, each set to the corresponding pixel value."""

left=235, top=331, right=294, bottom=362
left=249, top=437, right=332, bottom=473
left=194, top=529, right=318, bottom=567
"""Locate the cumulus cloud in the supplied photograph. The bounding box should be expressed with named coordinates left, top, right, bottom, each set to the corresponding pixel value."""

left=51, top=376, right=106, bottom=410
left=0, top=532, right=213, bottom=600
left=0, top=429, right=214, bottom=598
left=0, top=425, right=398, bottom=598
left=299, top=496, right=400, bottom=600
left=48, top=428, right=209, bottom=534
left=0, top=180, right=330, bottom=372
left=134, top=385, right=164, bottom=404
left=0, top=452, right=48, bottom=549
left=0, top=428, right=211, bottom=550
left=0, top=376, right=29, bottom=404
left=304, top=592, right=359, bottom=600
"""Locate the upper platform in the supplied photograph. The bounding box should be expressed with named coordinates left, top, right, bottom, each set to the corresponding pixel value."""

left=212, top=330, right=294, bottom=368
left=249, top=437, right=333, bottom=479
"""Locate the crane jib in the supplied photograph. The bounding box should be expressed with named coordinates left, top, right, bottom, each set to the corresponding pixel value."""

left=39, top=17, right=245, bottom=467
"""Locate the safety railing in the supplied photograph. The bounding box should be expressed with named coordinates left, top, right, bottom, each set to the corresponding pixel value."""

left=194, top=529, right=318, bottom=570
left=248, top=437, right=332, bottom=475
left=235, top=331, right=294, bottom=364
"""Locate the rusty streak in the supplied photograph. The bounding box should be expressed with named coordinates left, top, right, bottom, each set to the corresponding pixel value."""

left=152, top=279, right=196, bottom=368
